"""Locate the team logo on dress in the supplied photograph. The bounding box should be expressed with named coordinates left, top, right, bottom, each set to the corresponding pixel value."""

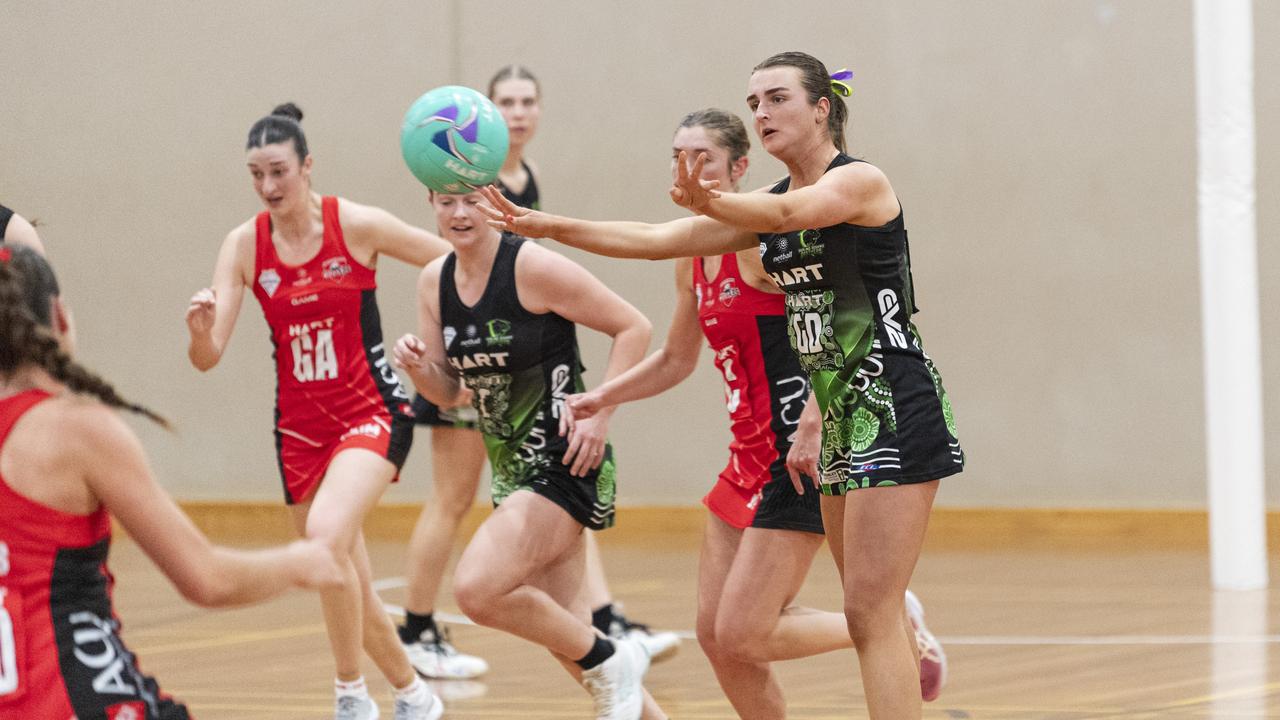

left=485, top=318, right=513, bottom=347
left=460, top=324, right=482, bottom=348
left=718, top=277, right=741, bottom=306
left=773, top=236, right=793, bottom=261
left=258, top=268, right=281, bottom=297
left=322, top=256, right=352, bottom=281
left=797, top=228, right=825, bottom=258
left=341, top=421, right=384, bottom=441
left=442, top=325, right=458, bottom=349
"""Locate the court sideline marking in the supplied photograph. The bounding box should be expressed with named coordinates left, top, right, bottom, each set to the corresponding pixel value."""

left=372, top=576, right=1280, bottom=646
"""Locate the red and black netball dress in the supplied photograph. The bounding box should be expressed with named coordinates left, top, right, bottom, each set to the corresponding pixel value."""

left=0, top=391, right=191, bottom=720
left=693, top=253, right=822, bottom=533
left=250, top=196, right=414, bottom=504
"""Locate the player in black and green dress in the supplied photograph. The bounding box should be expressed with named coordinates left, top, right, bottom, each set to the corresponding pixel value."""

left=393, top=189, right=663, bottom=720
left=479, top=51, right=959, bottom=719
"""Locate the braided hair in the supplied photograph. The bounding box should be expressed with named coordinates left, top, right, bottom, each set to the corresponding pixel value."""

left=0, top=245, right=169, bottom=427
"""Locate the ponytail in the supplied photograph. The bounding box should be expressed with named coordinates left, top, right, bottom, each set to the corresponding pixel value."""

left=0, top=246, right=169, bottom=427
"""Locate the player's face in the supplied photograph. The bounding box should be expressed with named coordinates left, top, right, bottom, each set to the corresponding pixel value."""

left=246, top=143, right=310, bottom=212
left=747, top=66, right=825, bottom=157
left=431, top=191, right=493, bottom=246
left=672, top=126, right=739, bottom=193
left=491, top=78, right=540, bottom=147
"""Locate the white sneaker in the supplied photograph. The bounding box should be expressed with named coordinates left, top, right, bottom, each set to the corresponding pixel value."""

left=404, top=625, right=490, bottom=679
left=905, top=589, right=948, bottom=702
left=581, top=638, right=649, bottom=720
left=608, top=609, right=680, bottom=663
left=335, top=694, right=379, bottom=720
left=393, top=691, right=444, bottom=720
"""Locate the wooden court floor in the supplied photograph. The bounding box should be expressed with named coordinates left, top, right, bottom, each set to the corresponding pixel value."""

left=108, top=515, right=1280, bottom=719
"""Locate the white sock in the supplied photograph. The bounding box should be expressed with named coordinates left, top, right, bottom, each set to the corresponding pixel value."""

left=336, top=676, right=369, bottom=698
left=394, top=676, right=431, bottom=705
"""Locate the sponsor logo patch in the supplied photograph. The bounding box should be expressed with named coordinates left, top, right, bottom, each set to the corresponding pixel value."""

left=322, top=256, right=352, bottom=281
left=258, top=268, right=281, bottom=297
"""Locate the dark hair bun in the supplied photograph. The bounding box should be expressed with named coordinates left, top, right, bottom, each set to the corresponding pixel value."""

left=271, top=103, right=304, bottom=122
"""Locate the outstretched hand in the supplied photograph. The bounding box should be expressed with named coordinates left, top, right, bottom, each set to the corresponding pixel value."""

left=477, top=185, right=554, bottom=238
left=669, top=150, right=722, bottom=214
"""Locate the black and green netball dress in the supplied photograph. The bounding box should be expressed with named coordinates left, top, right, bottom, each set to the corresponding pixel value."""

left=759, top=154, right=963, bottom=495
left=439, top=235, right=616, bottom=528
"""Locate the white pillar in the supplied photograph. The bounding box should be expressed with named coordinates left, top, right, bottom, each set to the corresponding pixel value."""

left=1194, top=0, right=1267, bottom=590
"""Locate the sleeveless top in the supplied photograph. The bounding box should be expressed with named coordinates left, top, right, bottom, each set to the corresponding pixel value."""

left=250, top=197, right=412, bottom=436
left=692, top=253, right=809, bottom=488
left=759, top=154, right=959, bottom=482
left=497, top=160, right=540, bottom=211
left=0, top=390, right=187, bottom=719
left=439, top=236, right=605, bottom=500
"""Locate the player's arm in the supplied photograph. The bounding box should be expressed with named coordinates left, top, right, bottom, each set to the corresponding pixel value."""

left=478, top=185, right=755, bottom=260
left=517, top=245, right=653, bottom=475
left=568, top=258, right=703, bottom=417
left=393, top=259, right=466, bottom=407
left=3, top=212, right=46, bottom=255
left=73, top=402, right=340, bottom=606
left=785, top=391, right=823, bottom=493
left=518, top=245, right=652, bottom=389
left=671, top=152, right=899, bottom=232
left=341, top=200, right=451, bottom=267
left=186, top=226, right=252, bottom=371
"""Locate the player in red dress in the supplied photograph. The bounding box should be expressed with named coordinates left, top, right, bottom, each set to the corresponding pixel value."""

left=0, top=244, right=341, bottom=720
left=185, top=104, right=448, bottom=720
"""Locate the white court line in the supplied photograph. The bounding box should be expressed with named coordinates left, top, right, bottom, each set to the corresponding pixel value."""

left=375, top=576, right=1280, bottom=647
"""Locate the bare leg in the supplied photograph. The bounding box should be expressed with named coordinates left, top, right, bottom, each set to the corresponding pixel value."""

left=716, top=526, right=844, bottom=663
left=351, top=531, right=416, bottom=688
left=582, top=531, right=613, bottom=612
left=837, top=481, right=938, bottom=720
left=538, top=530, right=666, bottom=720
left=696, top=514, right=784, bottom=720
left=290, top=448, right=413, bottom=685
left=403, top=426, right=486, bottom=615
left=452, top=491, right=597, bottom=658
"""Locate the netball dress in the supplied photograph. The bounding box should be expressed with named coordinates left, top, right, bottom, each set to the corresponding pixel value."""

left=439, top=235, right=615, bottom=529
left=250, top=196, right=414, bottom=504
left=759, top=154, right=964, bottom=495
left=693, top=253, right=822, bottom=532
left=411, top=166, right=542, bottom=430
left=0, top=391, right=190, bottom=720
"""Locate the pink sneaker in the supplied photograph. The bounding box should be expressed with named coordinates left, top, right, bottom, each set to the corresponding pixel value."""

left=905, top=589, right=947, bottom=702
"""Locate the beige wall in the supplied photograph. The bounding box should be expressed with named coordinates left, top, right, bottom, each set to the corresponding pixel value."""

left=2, top=1, right=1275, bottom=509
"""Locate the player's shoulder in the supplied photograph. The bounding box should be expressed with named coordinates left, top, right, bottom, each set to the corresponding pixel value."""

left=30, top=392, right=137, bottom=460
left=512, top=237, right=583, bottom=285
left=828, top=158, right=890, bottom=190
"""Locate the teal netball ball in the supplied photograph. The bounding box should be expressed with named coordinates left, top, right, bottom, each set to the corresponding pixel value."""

left=401, top=85, right=510, bottom=194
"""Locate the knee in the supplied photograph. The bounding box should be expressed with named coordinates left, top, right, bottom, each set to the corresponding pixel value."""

left=695, top=613, right=723, bottom=662
left=715, top=616, right=769, bottom=665
left=842, top=588, right=901, bottom=647
left=452, top=566, right=495, bottom=625
left=304, top=517, right=354, bottom=557
left=430, top=484, right=476, bottom=522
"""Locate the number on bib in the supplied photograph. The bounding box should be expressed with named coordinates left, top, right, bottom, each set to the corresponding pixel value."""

left=291, top=328, right=337, bottom=382
left=0, top=587, right=25, bottom=698
left=792, top=312, right=827, bottom=354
